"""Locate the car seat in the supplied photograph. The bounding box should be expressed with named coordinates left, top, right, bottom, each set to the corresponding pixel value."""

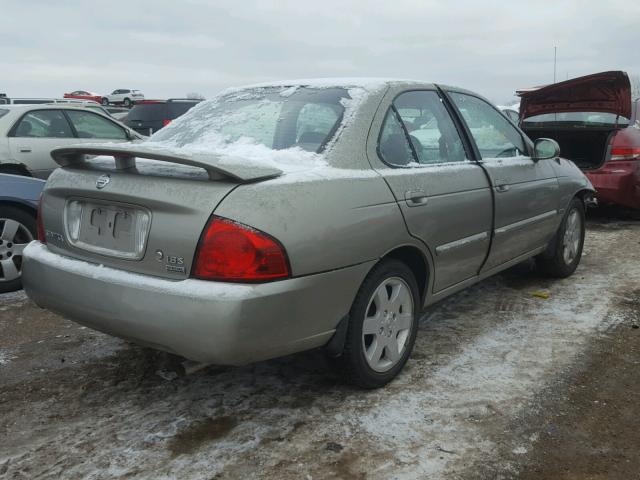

left=15, top=121, right=33, bottom=137
left=380, top=134, right=412, bottom=165
left=48, top=117, right=71, bottom=138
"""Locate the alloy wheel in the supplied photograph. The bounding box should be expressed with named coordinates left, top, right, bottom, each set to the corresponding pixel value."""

left=562, top=209, right=582, bottom=265
left=362, top=277, right=414, bottom=372
left=0, top=218, right=33, bottom=283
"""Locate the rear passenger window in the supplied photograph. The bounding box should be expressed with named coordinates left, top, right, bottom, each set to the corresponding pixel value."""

left=449, top=92, right=527, bottom=159
left=378, top=90, right=469, bottom=166
left=379, top=110, right=414, bottom=166
left=66, top=110, right=127, bottom=139
left=13, top=110, right=74, bottom=138
left=295, top=103, right=340, bottom=151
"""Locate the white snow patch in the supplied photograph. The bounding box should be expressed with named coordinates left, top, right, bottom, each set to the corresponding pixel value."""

left=0, top=350, right=14, bottom=365
left=481, top=155, right=535, bottom=166
left=23, top=242, right=254, bottom=300
left=349, top=236, right=638, bottom=478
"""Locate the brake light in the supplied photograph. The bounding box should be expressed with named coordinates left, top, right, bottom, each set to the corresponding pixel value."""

left=36, top=197, right=46, bottom=243
left=610, top=147, right=640, bottom=161
left=192, top=216, right=290, bottom=282
left=162, top=119, right=172, bottom=127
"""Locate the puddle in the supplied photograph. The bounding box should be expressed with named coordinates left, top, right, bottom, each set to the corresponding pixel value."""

left=167, top=416, right=238, bottom=457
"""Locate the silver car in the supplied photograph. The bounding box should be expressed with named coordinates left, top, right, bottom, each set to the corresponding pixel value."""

left=22, top=79, right=594, bottom=388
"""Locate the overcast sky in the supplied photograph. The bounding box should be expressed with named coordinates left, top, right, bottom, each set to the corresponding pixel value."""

left=2, top=0, right=638, bottom=104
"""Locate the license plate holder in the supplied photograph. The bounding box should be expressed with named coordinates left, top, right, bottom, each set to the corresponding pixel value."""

left=65, top=200, right=151, bottom=260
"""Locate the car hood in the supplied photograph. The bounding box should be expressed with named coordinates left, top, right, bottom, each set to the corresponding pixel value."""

left=518, top=71, right=632, bottom=120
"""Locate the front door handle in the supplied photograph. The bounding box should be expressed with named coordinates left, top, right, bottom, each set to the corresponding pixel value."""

left=405, top=189, right=429, bottom=207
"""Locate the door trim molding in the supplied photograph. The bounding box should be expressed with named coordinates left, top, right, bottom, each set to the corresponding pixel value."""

left=494, top=210, right=558, bottom=236
left=435, top=231, right=489, bottom=255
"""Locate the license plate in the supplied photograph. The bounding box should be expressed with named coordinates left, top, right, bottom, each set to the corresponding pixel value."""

left=65, top=200, right=151, bottom=259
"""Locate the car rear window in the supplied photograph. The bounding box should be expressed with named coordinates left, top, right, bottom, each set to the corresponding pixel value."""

left=13, top=99, right=52, bottom=104
left=523, top=112, right=630, bottom=127
left=127, top=103, right=167, bottom=121
left=167, top=102, right=198, bottom=118
left=150, top=87, right=349, bottom=154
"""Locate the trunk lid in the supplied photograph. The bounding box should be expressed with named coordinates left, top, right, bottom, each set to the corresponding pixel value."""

left=518, top=71, right=632, bottom=120
left=40, top=144, right=283, bottom=279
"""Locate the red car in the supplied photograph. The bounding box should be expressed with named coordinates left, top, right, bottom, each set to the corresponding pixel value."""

left=519, top=71, right=640, bottom=209
left=63, top=90, right=103, bottom=104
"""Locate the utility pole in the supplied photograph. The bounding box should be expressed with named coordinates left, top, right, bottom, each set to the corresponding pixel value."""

left=554, top=46, right=557, bottom=83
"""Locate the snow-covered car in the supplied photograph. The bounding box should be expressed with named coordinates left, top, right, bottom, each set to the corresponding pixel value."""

left=0, top=173, right=44, bottom=293
left=23, top=79, right=594, bottom=388
left=0, top=104, right=144, bottom=178
left=101, top=89, right=145, bottom=107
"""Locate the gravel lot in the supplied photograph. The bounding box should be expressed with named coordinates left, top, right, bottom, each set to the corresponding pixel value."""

left=1, top=213, right=639, bottom=480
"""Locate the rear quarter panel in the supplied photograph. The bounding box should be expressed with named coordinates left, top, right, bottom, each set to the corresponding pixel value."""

left=214, top=170, right=417, bottom=277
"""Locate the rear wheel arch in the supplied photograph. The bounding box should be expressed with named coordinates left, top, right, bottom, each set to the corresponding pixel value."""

left=325, top=244, right=431, bottom=360
left=380, top=245, right=431, bottom=306
left=0, top=163, right=31, bottom=177
left=0, top=200, right=37, bottom=220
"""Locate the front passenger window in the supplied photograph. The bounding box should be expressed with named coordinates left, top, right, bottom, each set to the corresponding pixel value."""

left=66, top=110, right=127, bottom=139
left=449, top=93, right=527, bottom=159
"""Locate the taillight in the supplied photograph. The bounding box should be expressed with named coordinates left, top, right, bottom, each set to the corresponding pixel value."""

left=192, top=216, right=290, bottom=282
left=36, top=196, right=46, bottom=243
left=162, top=119, right=172, bottom=127
left=609, top=130, right=640, bottom=161
left=610, top=147, right=640, bottom=161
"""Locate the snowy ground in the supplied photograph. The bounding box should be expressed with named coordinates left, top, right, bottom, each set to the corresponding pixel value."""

left=1, top=215, right=639, bottom=479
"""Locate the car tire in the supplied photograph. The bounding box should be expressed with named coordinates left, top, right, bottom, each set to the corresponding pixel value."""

left=333, top=259, right=420, bottom=389
left=101, top=98, right=109, bottom=106
left=123, top=98, right=131, bottom=107
left=0, top=205, right=36, bottom=293
left=536, top=197, right=585, bottom=278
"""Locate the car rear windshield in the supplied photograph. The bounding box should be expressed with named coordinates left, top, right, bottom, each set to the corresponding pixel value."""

left=150, top=87, right=349, bottom=153
left=167, top=101, right=198, bottom=118
left=523, top=112, right=630, bottom=127
left=127, top=103, right=166, bottom=121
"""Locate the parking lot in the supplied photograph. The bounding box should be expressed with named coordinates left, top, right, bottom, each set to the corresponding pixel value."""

left=0, top=212, right=638, bottom=480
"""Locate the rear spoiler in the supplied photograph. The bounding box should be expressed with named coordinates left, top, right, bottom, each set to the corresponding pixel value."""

left=51, top=143, right=283, bottom=183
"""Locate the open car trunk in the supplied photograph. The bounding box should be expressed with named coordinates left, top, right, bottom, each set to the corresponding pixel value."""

left=522, top=127, right=614, bottom=170
left=518, top=71, right=632, bottom=170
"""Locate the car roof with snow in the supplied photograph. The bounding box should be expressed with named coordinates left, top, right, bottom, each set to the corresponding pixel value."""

left=218, top=78, right=480, bottom=99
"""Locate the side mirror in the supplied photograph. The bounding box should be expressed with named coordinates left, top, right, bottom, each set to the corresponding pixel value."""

left=532, top=138, right=560, bottom=161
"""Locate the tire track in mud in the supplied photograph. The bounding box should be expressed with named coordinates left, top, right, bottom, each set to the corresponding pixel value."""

left=0, top=221, right=638, bottom=479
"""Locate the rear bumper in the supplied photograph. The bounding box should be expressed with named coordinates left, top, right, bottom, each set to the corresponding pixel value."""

left=585, top=161, right=640, bottom=209
left=23, top=242, right=371, bottom=365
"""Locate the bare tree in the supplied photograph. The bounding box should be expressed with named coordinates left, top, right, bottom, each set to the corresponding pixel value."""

left=630, top=74, right=640, bottom=99
left=186, top=92, right=205, bottom=100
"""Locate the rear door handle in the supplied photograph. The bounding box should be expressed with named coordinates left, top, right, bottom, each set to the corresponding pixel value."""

left=495, top=182, right=510, bottom=193
left=19, top=147, right=32, bottom=153
left=405, top=189, right=429, bottom=207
